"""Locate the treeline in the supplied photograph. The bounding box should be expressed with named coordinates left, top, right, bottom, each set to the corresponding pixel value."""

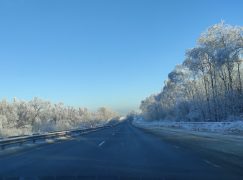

left=140, top=22, right=243, bottom=122
left=0, top=97, right=118, bottom=136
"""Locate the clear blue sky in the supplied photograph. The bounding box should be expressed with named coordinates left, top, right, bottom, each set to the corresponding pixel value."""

left=0, top=0, right=242, bottom=114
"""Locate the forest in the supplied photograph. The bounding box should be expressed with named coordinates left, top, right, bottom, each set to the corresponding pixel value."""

left=140, top=22, right=243, bottom=122
left=0, top=97, right=118, bottom=137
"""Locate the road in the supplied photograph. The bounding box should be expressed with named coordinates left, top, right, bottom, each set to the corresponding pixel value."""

left=0, top=120, right=242, bottom=179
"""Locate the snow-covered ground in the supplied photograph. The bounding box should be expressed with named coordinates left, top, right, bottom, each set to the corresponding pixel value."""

left=133, top=117, right=243, bottom=135
left=0, top=127, right=32, bottom=138
left=0, top=119, right=116, bottom=139
left=133, top=117, right=243, bottom=169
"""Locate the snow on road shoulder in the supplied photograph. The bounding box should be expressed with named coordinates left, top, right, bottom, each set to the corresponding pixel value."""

left=133, top=117, right=243, bottom=136
left=133, top=117, right=243, bottom=167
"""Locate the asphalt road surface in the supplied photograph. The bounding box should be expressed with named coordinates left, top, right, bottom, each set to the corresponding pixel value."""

left=0, top=120, right=242, bottom=179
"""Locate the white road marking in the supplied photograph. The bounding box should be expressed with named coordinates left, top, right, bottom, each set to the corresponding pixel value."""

left=98, top=141, right=105, bottom=147
left=45, top=139, right=55, bottom=143
left=203, top=159, right=221, bottom=168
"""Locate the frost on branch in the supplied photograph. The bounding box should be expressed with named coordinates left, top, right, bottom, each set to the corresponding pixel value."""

left=0, top=98, right=118, bottom=137
left=140, top=22, right=243, bottom=122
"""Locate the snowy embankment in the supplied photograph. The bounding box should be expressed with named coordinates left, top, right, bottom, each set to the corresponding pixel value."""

left=0, top=127, right=32, bottom=138
left=0, top=118, right=120, bottom=139
left=0, top=122, right=101, bottom=138
left=133, top=118, right=243, bottom=135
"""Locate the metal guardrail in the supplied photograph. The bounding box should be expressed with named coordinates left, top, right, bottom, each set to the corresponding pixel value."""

left=0, top=124, right=114, bottom=150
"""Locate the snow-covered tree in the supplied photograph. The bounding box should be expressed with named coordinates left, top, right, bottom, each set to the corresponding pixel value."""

left=140, top=22, right=243, bottom=122
left=0, top=98, right=118, bottom=137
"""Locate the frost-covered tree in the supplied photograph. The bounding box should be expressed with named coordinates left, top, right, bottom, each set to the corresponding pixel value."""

left=140, top=22, right=243, bottom=122
left=0, top=98, right=118, bottom=137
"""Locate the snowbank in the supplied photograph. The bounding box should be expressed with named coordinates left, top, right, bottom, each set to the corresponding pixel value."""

left=0, top=127, right=32, bottom=138
left=133, top=117, right=243, bottom=135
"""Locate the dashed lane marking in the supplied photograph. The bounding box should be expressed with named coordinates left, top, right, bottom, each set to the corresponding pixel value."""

left=98, top=141, right=105, bottom=147
left=203, top=159, right=221, bottom=168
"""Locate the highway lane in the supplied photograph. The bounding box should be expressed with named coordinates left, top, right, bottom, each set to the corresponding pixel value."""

left=0, top=120, right=242, bottom=179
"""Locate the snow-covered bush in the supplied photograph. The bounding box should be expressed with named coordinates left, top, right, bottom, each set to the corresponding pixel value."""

left=0, top=98, right=118, bottom=138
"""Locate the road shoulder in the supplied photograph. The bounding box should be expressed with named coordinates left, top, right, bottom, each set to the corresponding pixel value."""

left=133, top=123, right=243, bottom=176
